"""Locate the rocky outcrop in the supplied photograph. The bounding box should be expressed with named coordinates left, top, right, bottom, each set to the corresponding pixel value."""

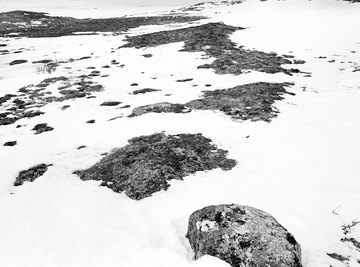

left=187, top=204, right=302, bottom=267
left=74, top=133, right=236, bottom=200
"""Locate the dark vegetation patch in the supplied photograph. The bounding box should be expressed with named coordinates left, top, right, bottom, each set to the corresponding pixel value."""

left=129, top=82, right=294, bottom=122
left=122, top=22, right=303, bottom=75
left=74, top=132, right=236, bottom=200
left=129, top=102, right=190, bottom=117
left=100, top=101, right=122, bottom=106
left=32, top=123, right=54, bottom=134
left=178, top=0, right=243, bottom=12
left=176, top=78, right=194, bottom=82
left=0, top=10, right=204, bottom=38
left=327, top=253, right=349, bottom=262
left=14, top=163, right=52, bottom=186
left=3, top=140, right=17, bottom=146
left=341, top=237, right=360, bottom=249
left=132, top=88, right=161, bottom=95
left=0, top=75, right=104, bottom=127
left=327, top=220, right=360, bottom=264
left=32, top=59, right=52, bottom=64
left=9, top=59, right=27, bottom=65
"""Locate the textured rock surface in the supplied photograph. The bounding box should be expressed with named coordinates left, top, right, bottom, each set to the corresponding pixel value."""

left=187, top=204, right=302, bottom=267
left=14, top=164, right=52, bottom=186
left=74, top=133, right=236, bottom=200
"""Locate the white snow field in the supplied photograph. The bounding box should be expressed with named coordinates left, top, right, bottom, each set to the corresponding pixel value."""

left=0, top=0, right=360, bottom=266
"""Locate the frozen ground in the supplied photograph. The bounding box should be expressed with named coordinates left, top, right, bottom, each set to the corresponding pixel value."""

left=0, top=0, right=360, bottom=266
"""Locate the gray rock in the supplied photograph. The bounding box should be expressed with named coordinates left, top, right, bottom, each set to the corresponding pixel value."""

left=187, top=204, right=302, bottom=267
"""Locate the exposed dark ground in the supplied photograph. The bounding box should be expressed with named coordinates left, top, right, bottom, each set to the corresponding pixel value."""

left=122, top=22, right=304, bottom=75
left=0, top=10, right=204, bottom=38
left=74, top=133, right=236, bottom=200
left=130, top=82, right=295, bottom=122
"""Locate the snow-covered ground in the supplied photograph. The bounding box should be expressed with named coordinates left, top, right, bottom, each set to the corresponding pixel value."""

left=0, top=0, right=360, bottom=266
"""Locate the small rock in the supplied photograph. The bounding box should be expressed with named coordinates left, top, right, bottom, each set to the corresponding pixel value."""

left=3, top=141, right=17, bottom=146
left=86, top=119, right=95, bottom=124
left=187, top=204, right=302, bottom=267
left=100, top=101, right=122, bottom=106
left=132, top=88, right=161, bottom=95
left=130, top=83, right=139, bottom=86
left=32, top=123, right=54, bottom=134
left=9, top=59, right=28, bottom=66
left=61, top=105, right=70, bottom=110
left=176, top=78, right=193, bottom=82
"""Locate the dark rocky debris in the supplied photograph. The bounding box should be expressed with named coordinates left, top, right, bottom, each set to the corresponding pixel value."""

left=176, top=78, right=194, bottom=82
left=132, top=88, right=161, bottom=95
left=187, top=204, right=302, bottom=267
left=100, top=101, right=122, bottom=106
left=129, top=82, right=294, bottom=122
left=122, top=22, right=303, bottom=75
left=14, top=163, right=52, bottom=186
left=0, top=75, right=104, bottom=127
left=0, top=10, right=204, bottom=38
left=9, top=59, right=27, bottom=66
left=32, top=123, right=54, bottom=134
left=74, top=132, right=236, bottom=200
left=86, top=119, right=95, bottom=124
left=327, top=253, right=349, bottom=262
left=3, top=140, right=17, bottom=146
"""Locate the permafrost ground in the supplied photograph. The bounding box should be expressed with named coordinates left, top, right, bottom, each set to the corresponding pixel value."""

left=0, top=0, right=360, bottom=266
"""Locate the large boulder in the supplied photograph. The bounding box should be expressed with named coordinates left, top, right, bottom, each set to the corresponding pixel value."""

left=186, top=204, right=302, bottom=267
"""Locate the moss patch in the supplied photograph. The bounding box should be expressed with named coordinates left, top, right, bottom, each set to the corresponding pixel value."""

left=129, top=82, right=294, bottom=122
left=74, top=133, right=236, bottom=200
left=0, top=10, right=204, bottom=38
left=122, top=22, right=302, bottom=75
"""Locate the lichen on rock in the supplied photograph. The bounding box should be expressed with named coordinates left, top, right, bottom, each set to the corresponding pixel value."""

left=74, top=133, right=236, bottom=200
left=187, top=204, right=302, bottom=267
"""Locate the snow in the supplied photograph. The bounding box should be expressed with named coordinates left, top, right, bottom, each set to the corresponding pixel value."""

left=1, top=0, right=360, bottom=266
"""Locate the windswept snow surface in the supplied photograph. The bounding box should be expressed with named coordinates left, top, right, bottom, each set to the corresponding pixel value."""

left=1, top=0, right=360, bottom=266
